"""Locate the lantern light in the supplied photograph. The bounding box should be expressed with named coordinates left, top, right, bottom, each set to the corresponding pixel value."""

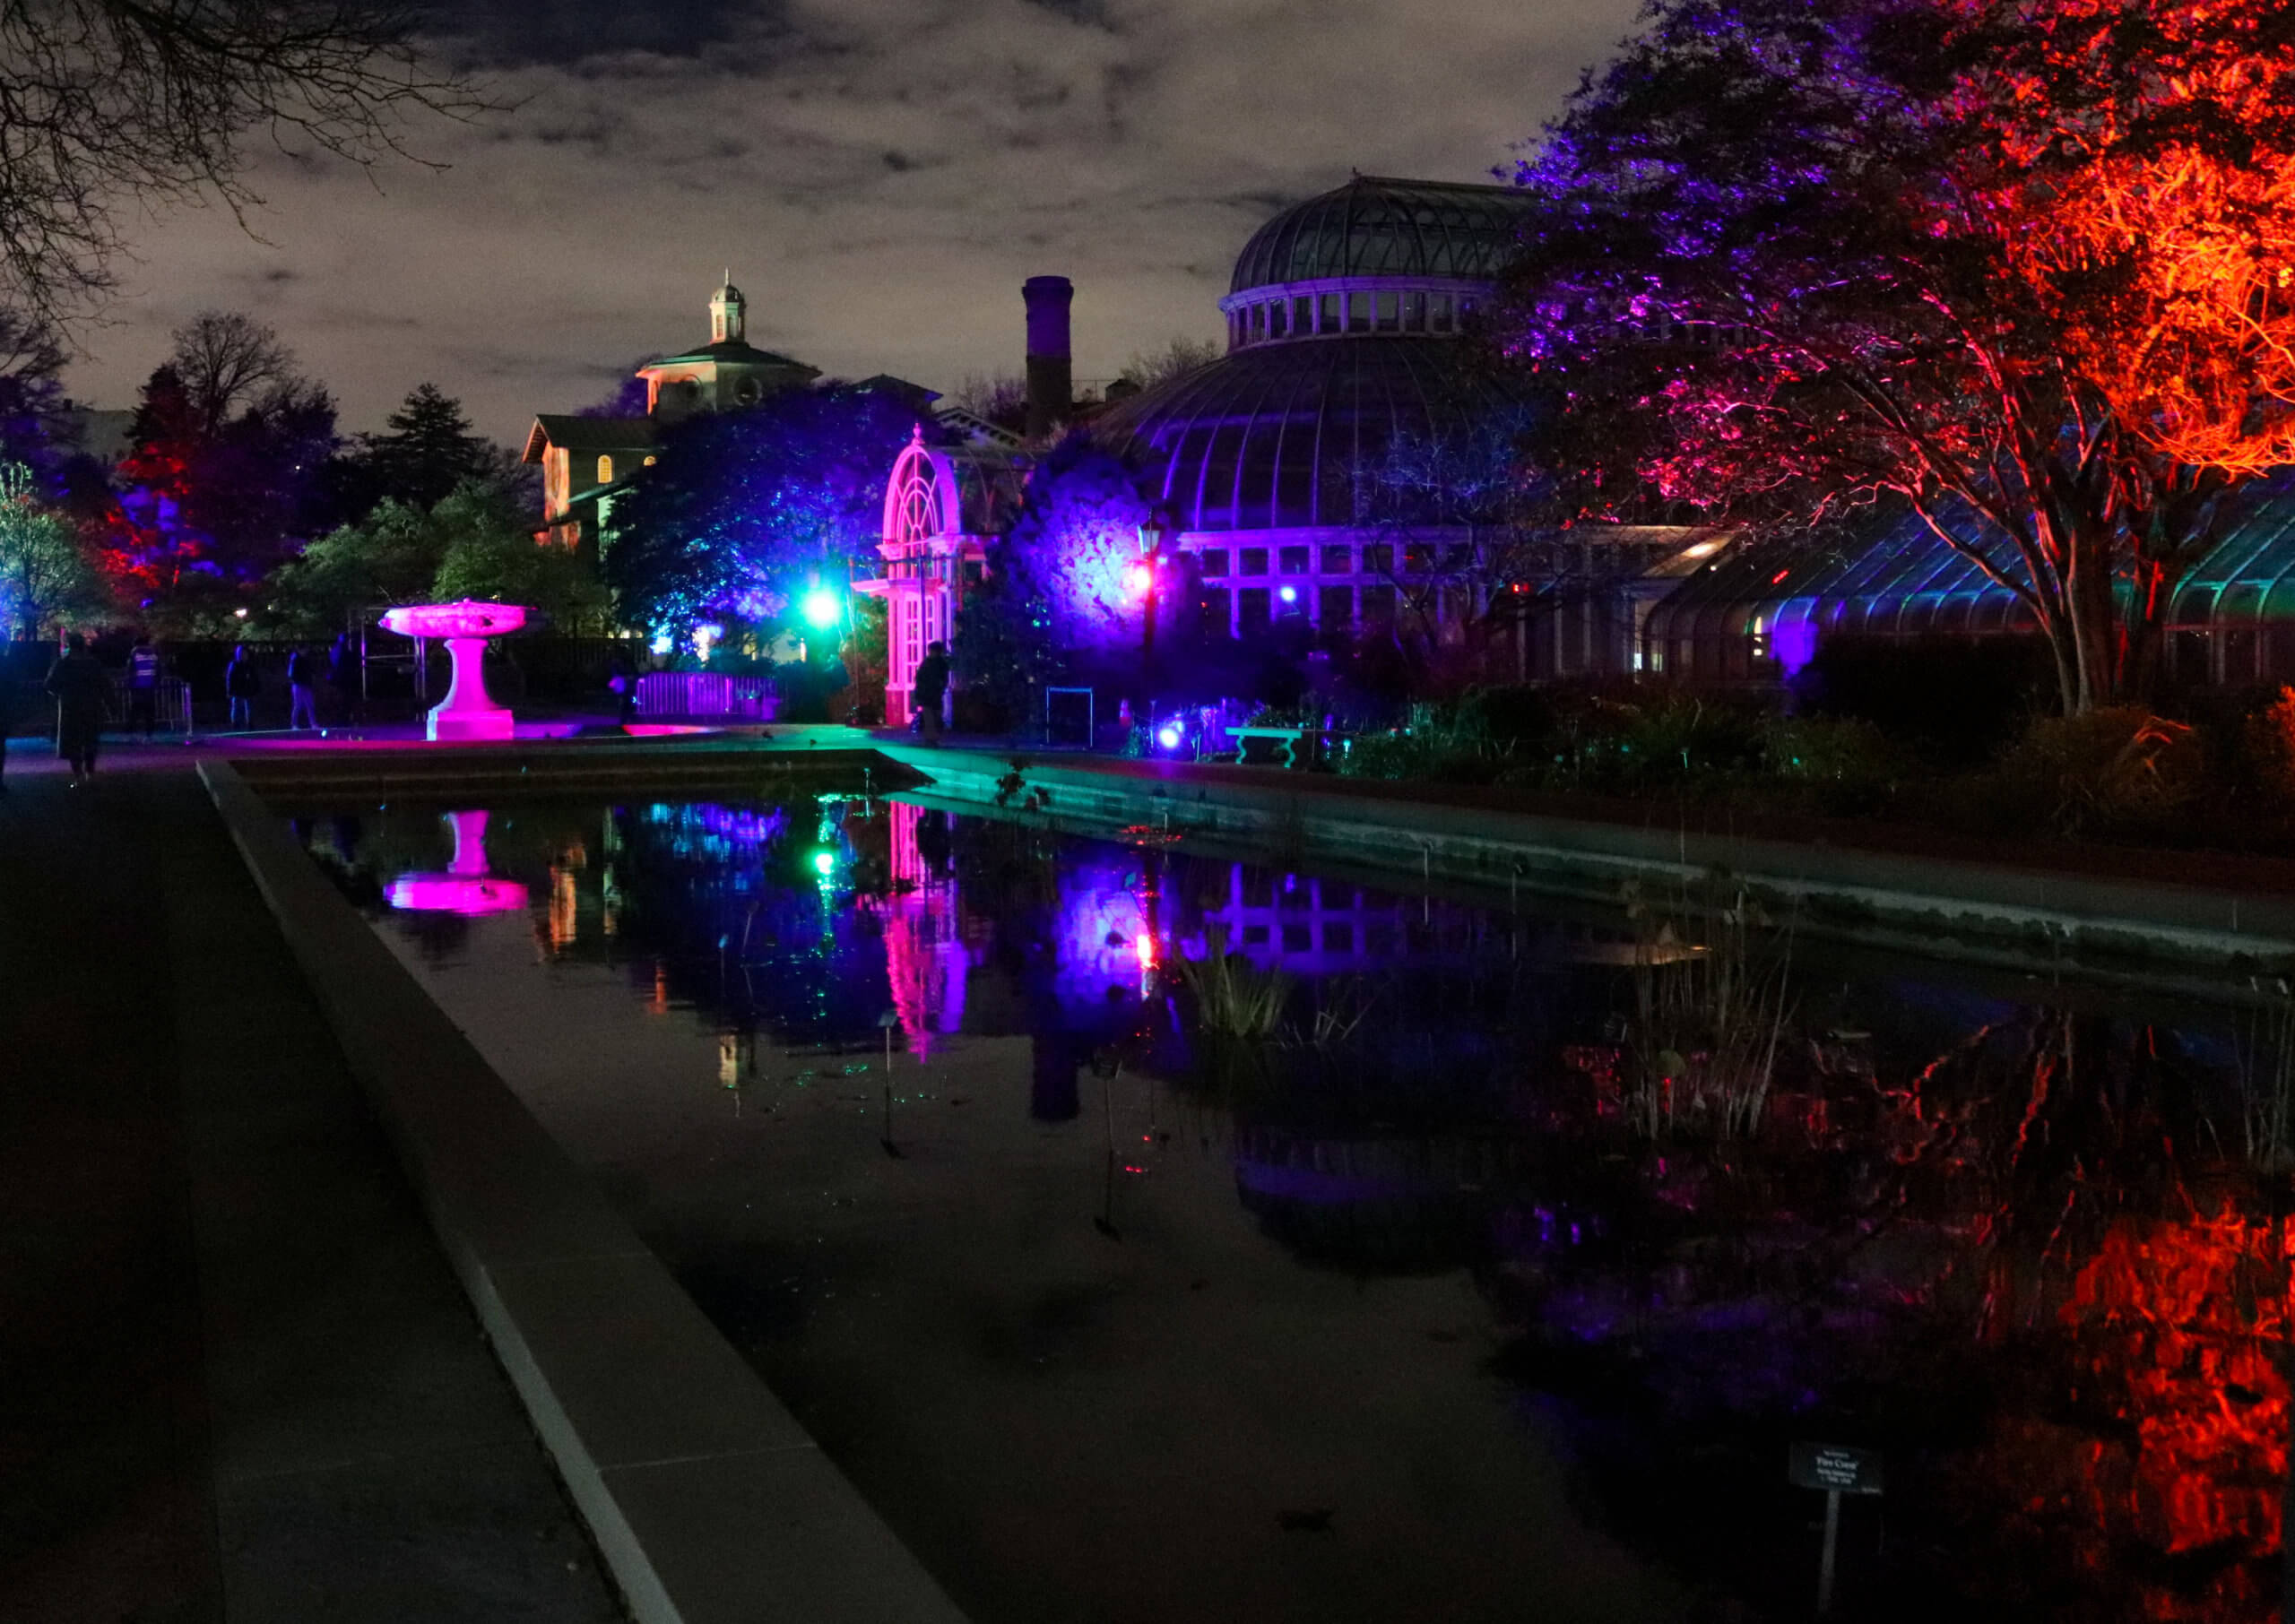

left=1124, top=561, right=1155, bottom=599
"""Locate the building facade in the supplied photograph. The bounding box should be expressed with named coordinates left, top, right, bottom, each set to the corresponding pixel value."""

left=522, top=276, right=818, bottom=549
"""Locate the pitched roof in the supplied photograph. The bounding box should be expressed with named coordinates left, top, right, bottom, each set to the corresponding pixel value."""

left=522, top=414, right=658, bottom=464
left=642, top=341, right=820, bottom=373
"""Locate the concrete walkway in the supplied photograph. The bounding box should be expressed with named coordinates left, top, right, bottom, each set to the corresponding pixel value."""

left=0, top=745, right=624, bottom=1622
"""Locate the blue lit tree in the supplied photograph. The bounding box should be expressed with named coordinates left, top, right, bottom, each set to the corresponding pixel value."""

left=603, top=382, right=926, bottom=642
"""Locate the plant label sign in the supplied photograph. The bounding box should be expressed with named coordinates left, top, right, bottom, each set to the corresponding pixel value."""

left=1790, top=1441, right=1884, bottom=1496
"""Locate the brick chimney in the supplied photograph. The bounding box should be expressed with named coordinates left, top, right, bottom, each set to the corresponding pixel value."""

left=1023, top=275, right=1073, bottom=440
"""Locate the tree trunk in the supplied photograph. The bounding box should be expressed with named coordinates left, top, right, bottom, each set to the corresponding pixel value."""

left=2065, top=516, right=2123, bottom=713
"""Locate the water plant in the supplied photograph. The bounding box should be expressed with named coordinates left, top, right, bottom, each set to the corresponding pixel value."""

left=2235, top=973, right=2295, bottom=1173
left=1178, top=927, right=1295, bottom=1040
left=1619, top=869, right=1793, bottom=1139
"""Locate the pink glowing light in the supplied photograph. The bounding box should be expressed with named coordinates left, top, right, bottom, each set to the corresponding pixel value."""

left=386, top=875, right=530, bottom=914
left=1123, top=562, right=1154, bottom=598
left=388, top=809, right=530, bottom=915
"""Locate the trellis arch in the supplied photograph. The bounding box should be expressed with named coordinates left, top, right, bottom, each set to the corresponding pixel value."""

left=882, top=428, right=961, bottom=547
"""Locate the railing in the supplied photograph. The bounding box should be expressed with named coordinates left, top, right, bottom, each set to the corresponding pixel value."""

left=103, top=678, right=195, bottom=736
left=634, top=672, right=780, bottom=721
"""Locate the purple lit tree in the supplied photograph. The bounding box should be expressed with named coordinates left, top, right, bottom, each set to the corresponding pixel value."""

left=1500, top=0, right=2295, bottom=713
left=954, top=434, right=1154, bottom=719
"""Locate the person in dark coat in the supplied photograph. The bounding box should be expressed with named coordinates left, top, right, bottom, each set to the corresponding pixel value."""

left=912, top=641, right=950, bottom=743
left=287, top=646, right=320, bottom=731
left=225, top=645, right=260, bottom=730
left=326, top=633, right=359, bottom=727
left=44, top=632, right=107, bottom=782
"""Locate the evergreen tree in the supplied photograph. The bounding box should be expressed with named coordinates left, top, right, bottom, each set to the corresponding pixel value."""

left=359, top=383, right=497, bottom=511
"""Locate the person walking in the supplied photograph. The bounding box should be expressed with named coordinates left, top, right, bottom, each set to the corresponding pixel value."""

left=287, top=645, right=321, bottom=731
left=606, top=647, right=639, bottom=726
left=44, top=632, right=107, bottom=782
left=125, top=635, right=161, bottom=740
left=225, top=645, right=260, bottom=730
left=912, top=640, right=950, bottom=744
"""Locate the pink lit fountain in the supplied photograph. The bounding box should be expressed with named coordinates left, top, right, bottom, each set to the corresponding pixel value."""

left=377, top=600, right=529, bottom=742
left=386, top=809, right=530, bottom=915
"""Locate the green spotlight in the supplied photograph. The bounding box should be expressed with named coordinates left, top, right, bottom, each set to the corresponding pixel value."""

left=801, top=588, right=841, bottom=631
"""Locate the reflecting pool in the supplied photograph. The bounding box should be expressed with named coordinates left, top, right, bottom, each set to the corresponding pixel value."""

left=297, top=792, right=2295, bottom=1623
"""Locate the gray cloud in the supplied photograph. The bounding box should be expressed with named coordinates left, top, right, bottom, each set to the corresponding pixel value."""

left=65, top=0, right=1643, bottom=445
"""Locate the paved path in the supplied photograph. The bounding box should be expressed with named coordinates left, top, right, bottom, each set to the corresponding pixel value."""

left=0, top=747, right=625, bottom=1622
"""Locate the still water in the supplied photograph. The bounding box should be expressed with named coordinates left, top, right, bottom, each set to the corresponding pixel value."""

left=298, top=790, right=2292, bottom=1623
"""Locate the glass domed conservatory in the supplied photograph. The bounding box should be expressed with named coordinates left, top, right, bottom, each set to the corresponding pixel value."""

left=1094, top=176, right=1546, bottom=644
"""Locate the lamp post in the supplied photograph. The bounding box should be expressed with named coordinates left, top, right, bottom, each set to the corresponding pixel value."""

left=1134, top=508, right=1170, bottom=669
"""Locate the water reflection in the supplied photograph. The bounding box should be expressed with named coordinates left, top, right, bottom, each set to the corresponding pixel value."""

left=300, top=791, right=2295, bottom=1621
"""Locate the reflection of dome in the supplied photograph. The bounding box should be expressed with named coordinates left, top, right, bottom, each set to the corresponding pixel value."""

left=1228, top=176, right=1537, bottom=293
left=1096, top=339, right=1527, bottom=532
left=1093, top=174, right=1533, bottom=535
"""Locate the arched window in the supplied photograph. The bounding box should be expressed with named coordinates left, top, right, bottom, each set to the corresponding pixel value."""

left=597, top=454, right=615, bottom=485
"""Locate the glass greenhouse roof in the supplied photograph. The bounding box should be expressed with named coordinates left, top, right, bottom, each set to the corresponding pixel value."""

left=1094, top=335, right=1530, bottom=532
left=1643, top=469, right=2295, bottom=642
left=1228, top=177, right=1538, bottom=295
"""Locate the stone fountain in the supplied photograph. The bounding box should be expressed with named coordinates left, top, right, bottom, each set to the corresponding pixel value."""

left=377, top=600, right=529, bottom=741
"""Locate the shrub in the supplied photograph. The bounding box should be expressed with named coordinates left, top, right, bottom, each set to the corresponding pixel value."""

left=2240, top=687, right=2295, bottom=808
left=1759, top=714, right=1905, bottom=816
left=1988, top=706, right=2203, bottom=841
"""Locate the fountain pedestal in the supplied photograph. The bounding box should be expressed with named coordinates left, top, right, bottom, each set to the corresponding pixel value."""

left=377, top=600, right=529, bottom=742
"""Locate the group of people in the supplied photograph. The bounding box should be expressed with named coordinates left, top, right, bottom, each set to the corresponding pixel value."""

left=0, top=631, right=360, bottom=792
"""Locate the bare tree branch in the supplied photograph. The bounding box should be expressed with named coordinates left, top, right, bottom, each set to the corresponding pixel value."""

left=0, top=1, right=491, bottom=324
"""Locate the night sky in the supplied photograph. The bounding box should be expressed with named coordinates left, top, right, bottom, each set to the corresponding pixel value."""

left=64, top=0, right=1641, bottom=445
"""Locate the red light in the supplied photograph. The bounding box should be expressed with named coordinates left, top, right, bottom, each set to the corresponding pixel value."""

left=1770, top=568, right=1790, bottom=584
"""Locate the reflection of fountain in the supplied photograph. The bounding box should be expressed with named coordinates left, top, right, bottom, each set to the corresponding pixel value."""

left=387, top=808, right=530, bottom=915
left=377, top=600, right=528, bottom=741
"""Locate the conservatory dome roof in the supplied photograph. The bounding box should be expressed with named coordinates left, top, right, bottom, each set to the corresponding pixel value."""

left=1228, top=175, right=1537, bottom=294
left=1093, top=334, right=1530, bottom=533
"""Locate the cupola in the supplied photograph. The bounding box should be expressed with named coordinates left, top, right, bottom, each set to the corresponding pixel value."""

left=709, top=273, right=746, bottom=345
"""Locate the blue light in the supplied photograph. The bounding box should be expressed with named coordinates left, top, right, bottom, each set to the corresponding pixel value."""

left=801, top=588, right=841, bottom=631
left=1277, top=584, right=1298, bottom=604
left=1156, top=723, right=1182, bottom=750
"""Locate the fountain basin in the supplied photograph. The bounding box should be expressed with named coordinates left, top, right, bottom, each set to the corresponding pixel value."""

left=378, top=600, right=529, bottom=742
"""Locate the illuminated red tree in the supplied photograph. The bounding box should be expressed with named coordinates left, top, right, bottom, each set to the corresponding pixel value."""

left=1502, top=0, right=2295, bottom=712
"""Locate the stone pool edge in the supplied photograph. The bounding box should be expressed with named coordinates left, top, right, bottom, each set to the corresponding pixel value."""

left=197, top=758, right=970, bottom=1624
left=877, top=744, right=2295, bottom=980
